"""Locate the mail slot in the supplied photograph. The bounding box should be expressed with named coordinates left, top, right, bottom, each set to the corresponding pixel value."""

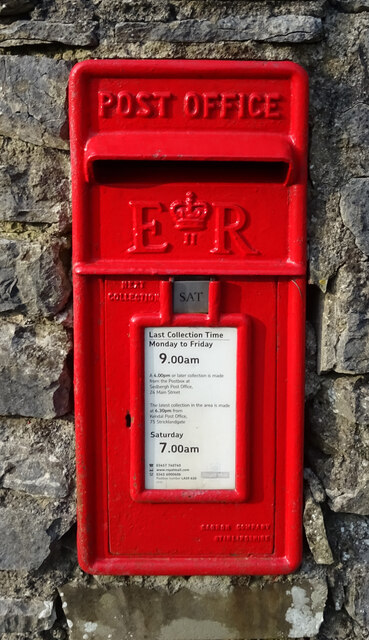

left=69, top=60, right=308, bottom=575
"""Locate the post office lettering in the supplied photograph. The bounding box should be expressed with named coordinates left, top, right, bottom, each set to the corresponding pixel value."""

left=98, top=89, right=282, bottom=119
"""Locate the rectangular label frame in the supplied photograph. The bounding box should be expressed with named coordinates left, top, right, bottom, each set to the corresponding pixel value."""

left=130, top=281, right=250, bottom=503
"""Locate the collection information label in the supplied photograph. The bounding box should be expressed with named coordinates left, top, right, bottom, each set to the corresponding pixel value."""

left=144, top=326, right=237, bottom=490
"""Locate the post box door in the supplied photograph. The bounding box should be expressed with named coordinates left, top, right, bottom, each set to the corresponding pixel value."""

left=105, top=275, right=277, bottom=559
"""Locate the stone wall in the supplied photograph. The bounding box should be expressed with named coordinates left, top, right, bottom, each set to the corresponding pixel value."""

left=0, top=0, right=368, bottom=638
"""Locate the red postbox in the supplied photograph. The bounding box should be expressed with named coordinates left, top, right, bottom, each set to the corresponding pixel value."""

left=69, top=60, right=308, bottom=575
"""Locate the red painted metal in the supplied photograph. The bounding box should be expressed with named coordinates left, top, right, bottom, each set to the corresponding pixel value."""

left=69, top=59, right=308, bottom=575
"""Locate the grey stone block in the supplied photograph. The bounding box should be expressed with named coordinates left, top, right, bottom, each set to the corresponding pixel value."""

left=0, top=597, right=55, bottom=634
left=0, top=319, right=72, bottom=418
left=324, top=514, right=369, bottom=630
left=31, top=0, right=96, bottom=23
left=0, top=237, right=71, bottom=317
left=99, top=0, right=172, bottom=22
left=0, top=488, right=75, bottom=570
left=308, top=192, right=349, bottom=293
left=0, top=416, right=75, bottom=572
left=308, top=376, right=369, bottom=514
left=0, top=239, right=21, bottom=313
left=325, top=511, right=369, bottom=563
left=304, top=467, right=326, bottom=504
left=308, top=32, right=369, bottom=290
left=345, top=565, right=369, bottom=627
left=317, top=260, right=369, bottom=374
left=0, top=55, right=70, bottom=149
left=0, top=416, right=74, bottom=498
left=303, top=489, right=334, bottom=565
left=116, top=15, right=323, bottom=44
left=218, top=15, right=323, bottom=43
left=0, top=501, right=56, bottom=571
left=337, top=102, right=369, bottom=174
left=332, top=0, right=369, bottom=10
left=60, top=572, right=327, bottom=639
left=0, top=137, right=70, bottom=227
left=16, top=239, right=71, bottom=317
left=3, top=455, right=68, bottom=497
left=340, top=178, right=369, bottom=255
left=0, top=20, right=98, bottom=47
left=316, top=608, right=355, bottom=640
left=174, top=1, right=326, bottom=20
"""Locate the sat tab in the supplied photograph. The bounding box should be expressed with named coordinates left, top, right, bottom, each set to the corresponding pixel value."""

left=69, top=59, right=308, bottom=575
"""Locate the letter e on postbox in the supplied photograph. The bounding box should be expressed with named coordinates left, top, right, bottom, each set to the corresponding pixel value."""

left=69, top=60, right=308, bottom=575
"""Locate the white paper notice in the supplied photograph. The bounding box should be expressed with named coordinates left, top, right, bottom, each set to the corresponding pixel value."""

left=144, top=326, right=237, bottom=490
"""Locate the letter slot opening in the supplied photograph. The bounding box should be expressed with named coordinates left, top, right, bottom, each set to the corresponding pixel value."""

left=91, top=160, right=291, bottom=186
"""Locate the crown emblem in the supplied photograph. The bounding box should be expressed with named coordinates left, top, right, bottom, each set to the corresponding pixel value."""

left=169, top=192, right=210, bottom=231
